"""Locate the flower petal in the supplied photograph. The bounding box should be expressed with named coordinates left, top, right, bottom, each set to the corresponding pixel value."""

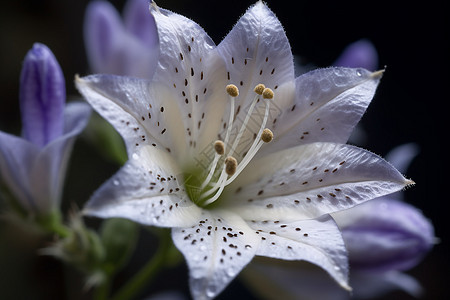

left=350, top=270, right=423, bottom=298
left=149, top=4, right=228, bottom=156
left=385, top=143, right=419, bottom=174
left=83, top=144, right=201, bottom=228
left=84, top=0, right=158, bottom=78
left=216, top=1, right=294, bottom=98
left=123, top=0, right=158, bottom=47
left=172, top=209, right=260, bottom=300
left=333, top=199, right=435, bottom=272
left=0, top=102, right=90, bottom=214
left=333, top=39, right=379, bottom=71
left=248, top=214, right=350, bottom=290
left=0, top=132, right=38, bottom=211
left=84, top=1, right=124, bottom=73
left=30, top=102, right=92, bottom=211
left=75, top=74, right=188, bottom=159
left=225, top=142, right=411, bottom=220
left=213, top=2, right=295, bottom=156
left=262, top=67, right=382, bottom=155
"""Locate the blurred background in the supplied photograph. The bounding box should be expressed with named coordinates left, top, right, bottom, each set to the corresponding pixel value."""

left=0, top=0, right=448, bottom=299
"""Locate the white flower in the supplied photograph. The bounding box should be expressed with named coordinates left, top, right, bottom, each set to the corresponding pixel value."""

left=76, top=2, right=411, bottom=299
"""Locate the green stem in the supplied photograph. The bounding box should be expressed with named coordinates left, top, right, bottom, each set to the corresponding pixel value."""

left=110, top=230, right=171, bottom=300
left=93, top=273, right=112, bottom=300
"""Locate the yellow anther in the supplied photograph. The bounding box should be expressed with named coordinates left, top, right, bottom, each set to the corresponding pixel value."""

left=226, top=84, right=239, bottom=97
left=253, top=84, right=266, bottom=95
left=261, top=128, right=273, bottom=143
left=214, top=140, right=225, bottom=155
left=262, top=88, right=274, bottom=99
left=224, top=156, right=238, bottom=176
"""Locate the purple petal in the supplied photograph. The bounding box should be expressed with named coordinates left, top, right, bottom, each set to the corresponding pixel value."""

left=0, top=102, right=90, bottom=214
left=0, top=132, right=38, bottom=212
left=123, top=0, right=158, bottom=48
left=333, top=39, right=379, bottom=71
left=84, top=0, right=124, bottom=74
left=336, top=199, right=435, bottom=272
left=19, top=43, right=65, bottom=147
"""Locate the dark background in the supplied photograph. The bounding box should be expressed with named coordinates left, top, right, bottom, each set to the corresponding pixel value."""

left=0, top=0, right=448, bottom=299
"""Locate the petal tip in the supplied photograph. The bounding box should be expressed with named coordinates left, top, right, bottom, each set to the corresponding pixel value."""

left=370, top=68, right=385, bottom=79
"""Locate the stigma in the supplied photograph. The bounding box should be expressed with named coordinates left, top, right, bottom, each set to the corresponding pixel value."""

left=195, top=83, right=275, bottom=206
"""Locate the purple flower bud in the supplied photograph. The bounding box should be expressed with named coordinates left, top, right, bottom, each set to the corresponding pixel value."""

left=19, top=43, right=65, bottom=148
left=334, top=199, right=435, bottom=272
left=333, top=39, right=379, bottom=71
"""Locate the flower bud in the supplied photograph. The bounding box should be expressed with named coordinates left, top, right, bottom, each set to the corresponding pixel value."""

left=333, top=199, right=435, bottom=272
left=20, top=43, right=65, bottom=147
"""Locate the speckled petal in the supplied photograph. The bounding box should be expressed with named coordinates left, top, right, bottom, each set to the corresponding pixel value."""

left=75, top=75, right=188, bottom=160
left=83, top=144, right=201, bottom=227
left=150, top=4, right=228, bottom=156
left=248, top=214, right=349, bottom=290
left=225, top=142, right=411, bottom=221
left=261, top=67, right=381, bottom=155
left=172, top=209, right=260, bottom=300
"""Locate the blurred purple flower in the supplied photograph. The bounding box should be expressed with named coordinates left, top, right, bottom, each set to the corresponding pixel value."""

left=335, top=198, right=434, bottom=270
left=333, top=39, right=379, bottom=71
left=84, top=0, right=159, bottom=78
left=0, top=43, right=91, bottom=216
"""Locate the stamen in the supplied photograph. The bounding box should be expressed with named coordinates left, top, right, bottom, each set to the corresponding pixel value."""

left=197, top=84, right=275, bottom=206
left=223, top=85, right=238, bottom=150
left=254, top=83, right=265, bottom=95
left=200, top=141, right=224, bottom=189
left=199, top=85, right=237, bottom=191
left=261, top=128, right=273, bottom=143
left=225, top=95, right=273, bottom=185
left=214, top=140, right=225, bottom=155
left=226, top=84, right=239, bottom=97
left=227, top=84, right=264, bottom=157
left=262, top=88, right=274, bottom=99
left=224, top=156, right=237, bottom=176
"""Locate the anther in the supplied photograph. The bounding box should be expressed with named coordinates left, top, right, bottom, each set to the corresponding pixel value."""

left=226, top=84, right=239, bottom=97
left=261, top=128, right=273, bottom=143
left=262, top=88, right=274, bottom=99
left=253, top=84, right=266, bottom=95
left=225, top=156, right=237, bottom=176
left=214, top=140, right=225, bottom=155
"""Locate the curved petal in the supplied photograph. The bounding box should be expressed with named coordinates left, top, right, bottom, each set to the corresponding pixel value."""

left=172, top=209, right=260, bottom=300
left=83, top=145, right=201, bottom=227
left=149, top=4, right=228, bottom=157
left=261, top=67, right=382, bottom=155
left=214, top=2, right=295, bottom=159
left=29, top=102, right=91, bottom=211
left=75, top=74, right=188, bottom=159
left=333, top=199, right=435, bottom=272
left=248, top=214, right=349, bottom=290
left=123, top=0, right=158, bottom=47
left=351, top=270, right=423, bottom=299
left=224, top=142, right=411, bottom=221
left=216, top=1, right=294, bottom=102
left=0, top=132, right=38, bottom=211
left=84, top=1, right=124, bottom=74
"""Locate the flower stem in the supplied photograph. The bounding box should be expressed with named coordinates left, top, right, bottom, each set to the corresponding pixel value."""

left=93, top=274, right=112, bottom=300
left=110, top=229, right=172, bottom=300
